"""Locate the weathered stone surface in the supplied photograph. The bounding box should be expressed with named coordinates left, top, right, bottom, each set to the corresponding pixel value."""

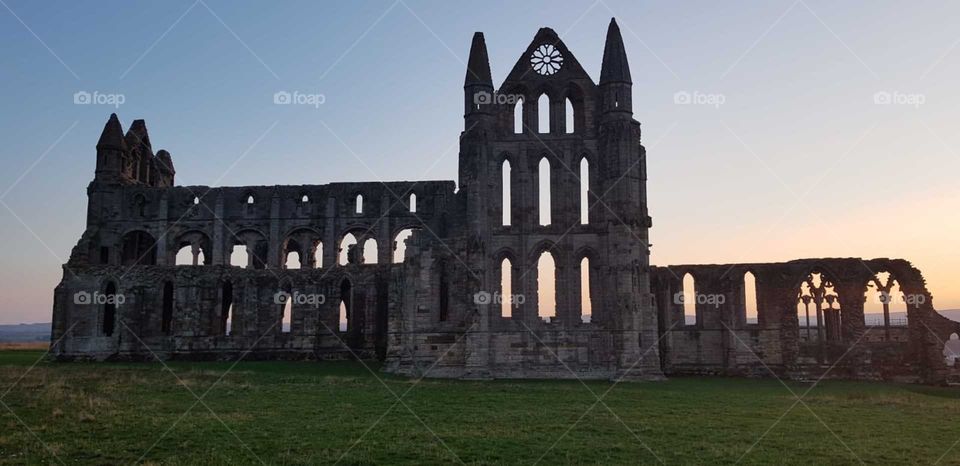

left=50, top=20, right=960, bottom=384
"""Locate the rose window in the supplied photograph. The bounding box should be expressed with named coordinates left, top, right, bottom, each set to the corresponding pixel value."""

left=531, top=44, right=563, bottom=76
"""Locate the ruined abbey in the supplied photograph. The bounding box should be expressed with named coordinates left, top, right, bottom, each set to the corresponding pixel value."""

left=51, top=19, right=960, bottom=384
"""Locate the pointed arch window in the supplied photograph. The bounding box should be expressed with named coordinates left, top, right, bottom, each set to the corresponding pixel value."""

left=502, top=159, right=512, bottom=226
left=744, top=271, right=758, bottom=324
left=537, top=94, right=550, bottom=133
left=537, top=251, right=557, bottom=322
left=513, top=97, right=524, bottom=134
left=500, top=258, right=513, bottom=318
left=538, top=158, right=551, bottom=226
left=579, top=158, right=589, bottom=225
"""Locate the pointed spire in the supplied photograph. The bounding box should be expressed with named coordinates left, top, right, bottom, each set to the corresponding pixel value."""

left=464, top=32, right=492, bottom=87
left=125, top=120, right=152, bottom=151
left=96, top=113, right=127, bottom=151
left=600, top=18, right=631, bottom=84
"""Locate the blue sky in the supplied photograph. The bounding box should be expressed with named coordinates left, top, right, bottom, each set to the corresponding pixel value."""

left=1, top=0, right=959, bottom=323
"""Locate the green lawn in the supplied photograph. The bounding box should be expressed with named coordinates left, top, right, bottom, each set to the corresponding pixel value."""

left=0, top=350, right=958, bottom=465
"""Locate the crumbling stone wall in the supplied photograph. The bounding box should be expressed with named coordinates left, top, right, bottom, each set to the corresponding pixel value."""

left=50, top=20, right=958, bottom=384
left=651, top=258, right=957, bottom=384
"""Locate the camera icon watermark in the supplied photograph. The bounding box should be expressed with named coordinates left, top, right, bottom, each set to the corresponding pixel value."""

left=473, top=290, right=525, bottom=307
left=872, top=291, right=926, bottom=308
left=873, top=90, right=925, bottom=108
left=74, top=290, right=126, bottom=306
left=673, top=291, right=725, bottom=308
left=674, top=90, right=725, bottom=109
left=273, top=290, right=326, bottom=307
left=73, top=91, right=125, bottom=109
left=273, top=90, right=325, bottom=108
left=473, top=90, right=523, bottom=106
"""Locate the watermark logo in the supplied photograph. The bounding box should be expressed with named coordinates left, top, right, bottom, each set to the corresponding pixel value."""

left=873, top=292, right=926, bottom=308
left=473, top=291, right=525, bottom=307
left=73, top=91, right=125, bottom=108
left=273, top=90, right=325, bottom=108
left=273, top=290, right=326, bottom=307
left=473, top=90, right=523, bottom=106
left=673, top=291, right=725, bottom=308
left=674, top=90, right=725, bottom=109
left=873, top=91, right=925, bottom=108
left=74, top=290, right=126, bottom=306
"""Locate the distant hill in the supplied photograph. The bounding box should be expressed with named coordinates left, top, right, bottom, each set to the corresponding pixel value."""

left=0, top=323, right=50, bottom=342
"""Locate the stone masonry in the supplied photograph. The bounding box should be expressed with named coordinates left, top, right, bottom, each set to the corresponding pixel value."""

left=50, top=19, right=960, bottom=384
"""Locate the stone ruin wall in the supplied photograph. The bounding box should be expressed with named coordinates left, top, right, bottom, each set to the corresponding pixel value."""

left=651, top=258, right=960, bottom=384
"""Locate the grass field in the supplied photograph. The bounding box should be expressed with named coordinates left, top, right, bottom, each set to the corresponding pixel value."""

left=1, top=349, right=959, bottom=465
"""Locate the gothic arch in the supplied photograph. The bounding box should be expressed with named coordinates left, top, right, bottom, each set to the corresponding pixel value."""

left=172, top=230, right=212, bottom=265
left=120, top=229, right=158, bottom=266
left=527, top=240, right=561, bottom=263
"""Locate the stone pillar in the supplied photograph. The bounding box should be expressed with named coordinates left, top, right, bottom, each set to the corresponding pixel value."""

left=268, top=190, right=281, bottom=269
left=156, top=192, right=169, bottom=265
left=212, top=191, right=225, bottom=265
left=836, top=281, right=866, bottom=343
left=378, top=195, right=391, bottom=264
left=325, top=198, right=337, bottom=268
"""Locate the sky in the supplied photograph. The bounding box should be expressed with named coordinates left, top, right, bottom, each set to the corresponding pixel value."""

left=0, top=0, right=958, bottom=324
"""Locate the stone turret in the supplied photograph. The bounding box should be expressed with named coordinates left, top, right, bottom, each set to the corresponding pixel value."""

left=464, top=32, right=493, bottom=121
left=94, top=113, right=128, bottom=183
left=125, top=119, right=155, bottom=184
left=599, top=18, right=632, bottom=119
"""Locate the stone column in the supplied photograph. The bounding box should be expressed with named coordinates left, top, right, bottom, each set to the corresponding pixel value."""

left=212, top=191, right=225, bottom=265
left=324, top=198, right=337, bottom=268
left=154, top=192, right=170, bottom=265
left=268, top=191, right=281, bottom=269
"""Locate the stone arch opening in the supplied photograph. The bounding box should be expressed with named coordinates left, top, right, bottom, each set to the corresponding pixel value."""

left=355, top=194, right=363, bottom=214
left=229, top=230, right=267, bottom=269
left=133, top=193, right=147, bottom=217
left=537, top=93, right=550, bottom=133
left=173, top=231, right=211, bottom=266
left=409, top=193, right=417, bottom=213
left=121, top=230, right=157, bottom=266
left=161, top=281, right=173, bottom=335
left=744, top=271, right=758, bottom=324
left=284, top=249, right=301, bottom=269
left=579, top=157, right=589, bottom=225
left=513, top=96, right=524, bottom=134
left=339, top=233, right=357, bottom=265
left=280, top=282, right=292, bottom=334
left=437, top=259, right=450, bottom=322
left=682, top=273, right=697, bottom=325
left=500, top=257, right=513, bottom=319
left=314, top=241, right=324, bottom=268
left=102, top=281, right=117, bottom=337
left=230, top=244, right=249, bottom=269
left=865, top=272, right=908, bottom=332
left=392, top=228, right=418, bottom=263
left=565, top=84, right=586, bottom=134
left=221, top=281, right=233, bottom=336
left=502, top=159, right=512, bottom=226
left=538, top=157, right=551, bottom=226
left=580, top=256, right=592, bottom=323
left=536, top=250, right=557, bottom=322
left=945, top=333, right=960, bottom=367
left=364, top=238, right=379, bottom=264
left=796, top=271, right=842, bottom=352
